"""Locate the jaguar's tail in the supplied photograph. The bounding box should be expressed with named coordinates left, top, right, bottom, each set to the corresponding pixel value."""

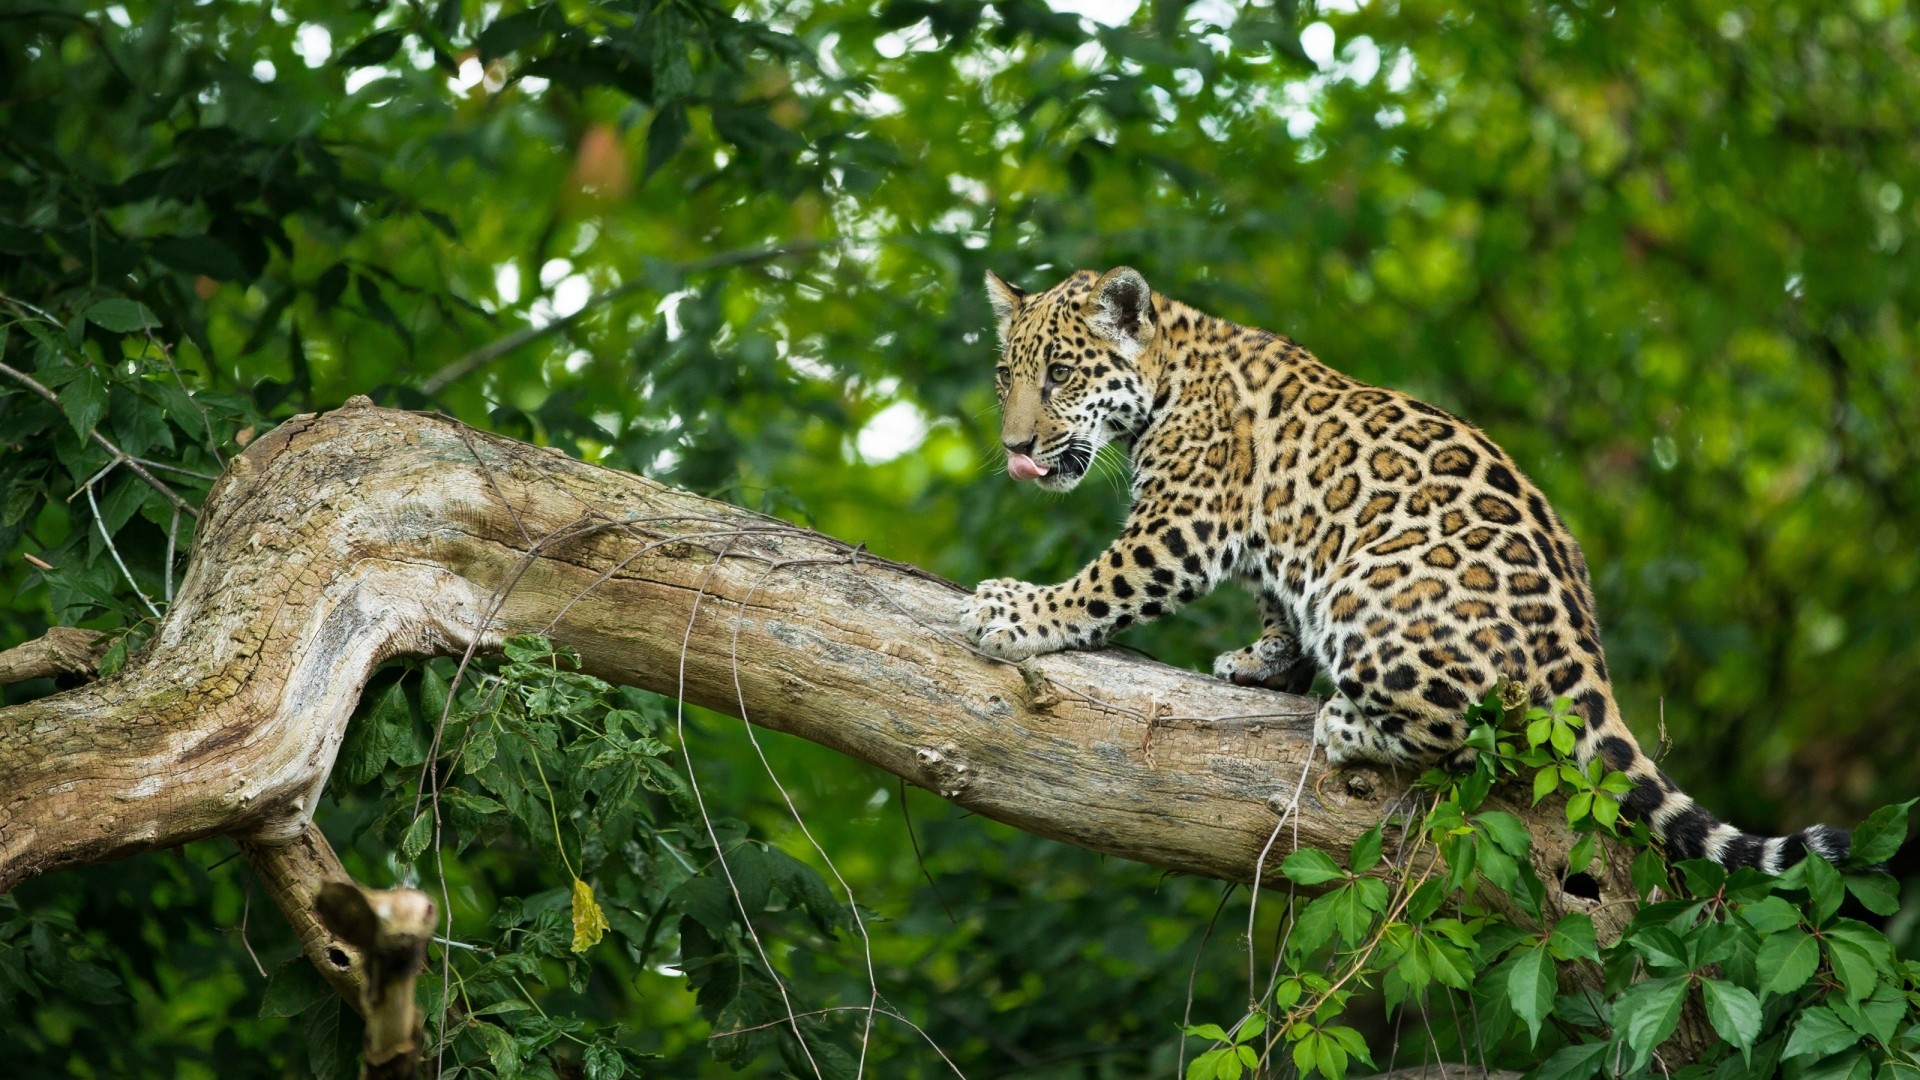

left=1575, top=702, right=1849, bottom=872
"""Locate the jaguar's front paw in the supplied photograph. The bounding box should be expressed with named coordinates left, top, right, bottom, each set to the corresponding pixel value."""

left=962, top=578, right=1051, bottom=661
left=1211, top=634, right=1305, bottom=690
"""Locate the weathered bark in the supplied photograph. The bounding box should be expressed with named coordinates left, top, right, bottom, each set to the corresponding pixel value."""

left=314, top=879, right=435, bottom=1077
left=0, top=400, right=1656, bottom=1053
left=0, top=627, right=107, bottom=683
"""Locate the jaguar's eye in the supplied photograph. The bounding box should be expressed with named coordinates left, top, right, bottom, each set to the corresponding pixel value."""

left=1047, top=363, right=1073, bottom=384
left=994, top=364, right=1010, bottom=384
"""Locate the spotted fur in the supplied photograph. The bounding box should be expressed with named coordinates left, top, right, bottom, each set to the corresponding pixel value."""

left=963, top=267, right=1850, bottom=872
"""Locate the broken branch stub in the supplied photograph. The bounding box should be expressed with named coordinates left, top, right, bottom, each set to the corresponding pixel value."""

left=0, top=402, right=1625, bottom=932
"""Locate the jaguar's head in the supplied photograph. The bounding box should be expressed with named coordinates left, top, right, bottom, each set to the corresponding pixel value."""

left=984, top=266, right=1158, bottom=493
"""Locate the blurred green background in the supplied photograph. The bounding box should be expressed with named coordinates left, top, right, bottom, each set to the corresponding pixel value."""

left=2, top=0, right=1916, bottom=1075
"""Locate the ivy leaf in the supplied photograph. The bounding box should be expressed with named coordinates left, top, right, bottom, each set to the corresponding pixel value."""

left=1506, top=943, right=1554, bottom=1045
left=1803, top=853, right=1845, bottom=925
left=1530, top=1040, right=1608, bottom=1080
left=1822, top=922, right=1893, bottom=1005
left=1841, top=872, right=1899, bottom=916
left=1737, top=896, right=1802, bottom=934
left=1476, top=811, right=1531, bottom=857
left=1701, top=978, right=1762, bottom=1055
left=1281, top=848, right=1345, bottom=886
left=1630, top=847, right=1667, bottom=898
left=1532, top=766, right=1559, bottom=805
left=1627, top=925, right=1689, bottom=971
left=1619, top=976, right=1688, bottom=1055
left=1547, top=913, right=1598, bottom=962
left=1782, top=1006, right=1858, bottom=1061
left=1793, top=1050, right=1873, bottom=1080
left=1349, top=826, right=1383, bottom=874
left=1757, top=929, right=1821, bottom=996
left=1424, top=937, right=1473, bottom=989
left=1328, top=881, right=1379, bottom=945
left=1847, top=798, right=1916, bottom=866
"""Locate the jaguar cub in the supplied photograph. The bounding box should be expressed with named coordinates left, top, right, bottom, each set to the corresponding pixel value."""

left=963, top=266, right=1849, bottom=871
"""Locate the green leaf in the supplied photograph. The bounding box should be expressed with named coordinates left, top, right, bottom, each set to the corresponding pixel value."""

left=1677, top=858, right=1726, bottom=896
left=60, top=365, right=107, bottom=440
left=1848, top=798, right=1916, bottom=866
left=85, top=299, right=158, bottom=333
left=1738, top=896, right=1803, bottom=934
left=259, top=958, right=332, bottom=1018
left=1182, top=1023, right=1231, bottom=1043
left=1531, top=1040, right=1608, bottom=1080
left=1547, top=913, right=1598, bottom=962
left=477, top=1019, right=523, bottom=1080
left=1620, top=976, right=1689, bottom=1055
left=1424, top=937, right=1473, bottom=989
left=1566, top=832, right=1596, bottom=876
left=1631, top=847, right=1667, bottom=898
left=1328, top=881, right=1380, bottom=945
left=1757, top=929, right=1820, bottom=996
left=1783, top=1006, right=1858, bottom=1061
left=400, top=810, right=434, bottom=860
left=1476, top=811, right=1532, bottom=857
left=1824, top=923, right=1893, bottom=1005
left=1349, top=826, right=1382, bottom=874
left=1701, top=978, right=1762, bottom=1054
left=1627, top=925, right=1689, bottom=970
left=1831, top=982, right=1906, bottom=1044
left=644, top=104, right=689, bottom=179
left=1325, top=1025, right=1372, bottom=1066
left=336, top=28, right=406, bottom=69
left=1236, top=1013, right=1266, bottom=1043
left=1797, top=1050, right=1874, bottom=1080
left=1281, top=848, right=1345, bottom=886
left=1842, top=872, right=1900, bottom=916
left=1506, top=944, right=1554, bottom=1045
left=1804, top=852, right=1845, bottom=925
left=583, top=1041, right=625, bottom=1080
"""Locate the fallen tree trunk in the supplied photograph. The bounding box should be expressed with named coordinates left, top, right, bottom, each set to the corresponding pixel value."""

left=0, top=400, right=1639, bottom=1047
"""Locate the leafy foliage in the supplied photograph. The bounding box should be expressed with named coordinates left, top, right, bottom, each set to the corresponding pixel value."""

left=1185, top=691, right=1920, bottom=1079
left=3, top=0, right=1918, bottom=1075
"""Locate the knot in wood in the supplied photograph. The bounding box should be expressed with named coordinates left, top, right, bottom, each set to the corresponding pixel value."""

left=1016, top=660, right=1060, bottom=711
left=915, top=744, right=973, bottom=798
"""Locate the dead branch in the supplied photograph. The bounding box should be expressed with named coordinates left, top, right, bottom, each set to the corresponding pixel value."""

left=0, top=627, right=108, bottom=684
left=0, top=401, right=1644, bottom=1047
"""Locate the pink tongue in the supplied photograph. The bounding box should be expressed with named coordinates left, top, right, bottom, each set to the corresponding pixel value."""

left=1007, top=453, right=1050, bottom=481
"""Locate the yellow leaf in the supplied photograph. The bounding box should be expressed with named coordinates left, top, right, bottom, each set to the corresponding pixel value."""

left=570, top=876, right=610, bottom=953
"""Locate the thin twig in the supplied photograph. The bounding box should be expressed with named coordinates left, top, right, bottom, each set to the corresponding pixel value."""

left=672, top=535, right=824, bottom=1079
left=0, top=359, right=200, bottom=519
left=87, top=484, right=161, bottom=619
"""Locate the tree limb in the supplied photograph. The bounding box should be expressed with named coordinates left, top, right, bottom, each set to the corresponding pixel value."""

left=0, top=627, right=107, bottom=684
left=0, top=401, right=1641, bottom=1035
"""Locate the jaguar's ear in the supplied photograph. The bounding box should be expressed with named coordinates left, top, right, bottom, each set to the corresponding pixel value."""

left=985, top=270, right=1027, bottom=338
left=1088, top=266, right=1154, bottom=353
